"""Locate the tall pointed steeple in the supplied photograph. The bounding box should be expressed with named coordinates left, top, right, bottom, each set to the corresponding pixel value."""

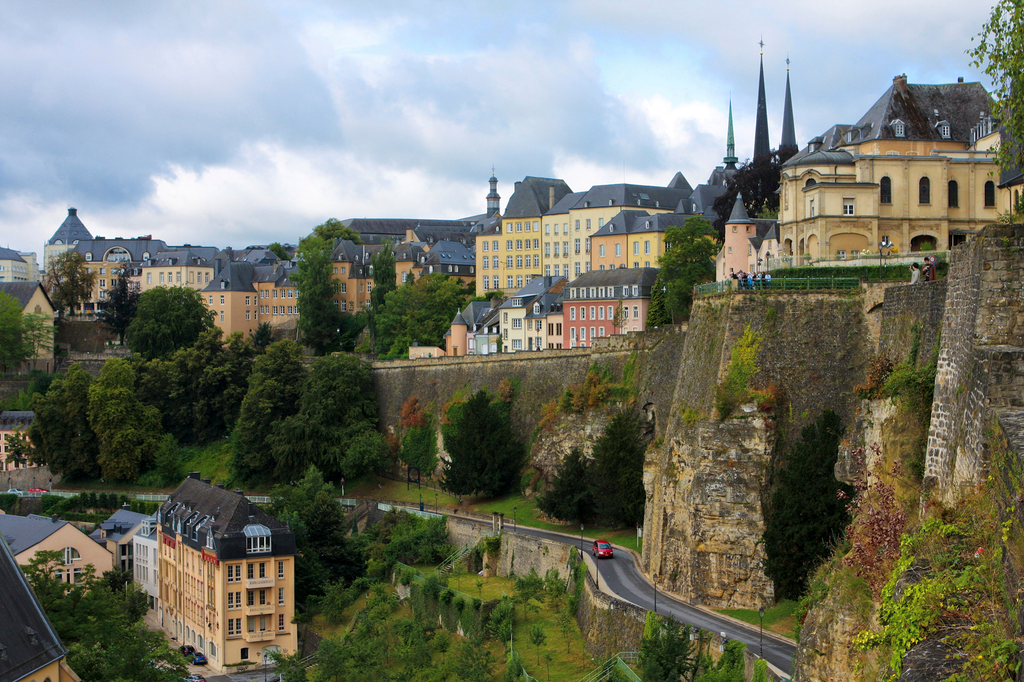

left=486, top=168, right=501, bottom=216
left=753, top=40, right=771, bottom=161
left=780, top=58, right=797, bottom=153
left=724, top=98, right=738, bottom=170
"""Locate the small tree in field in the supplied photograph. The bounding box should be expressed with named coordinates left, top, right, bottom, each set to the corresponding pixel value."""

left=441, top=390, right=524, bottom=498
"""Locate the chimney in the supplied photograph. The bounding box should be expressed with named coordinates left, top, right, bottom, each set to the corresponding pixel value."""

left=893, top=73, right=909, bottom=96
left=247, top=502, right=255, bottom=516
left=188, top=472, right=201, bottom=480
left=68, top=207, right=78, bottom=217
left=234, top=488, right=244, bottom=495
left=122, top=503, right=130, bottom=511
left=958, top=76, right=964, bottom=83
left=215, top=482, right=225, bottom=489
left=549, top=185, right=555, bottom=208
left=203, top=477, right=211, bottom=485
left=51, top=514, right=58, bottom=523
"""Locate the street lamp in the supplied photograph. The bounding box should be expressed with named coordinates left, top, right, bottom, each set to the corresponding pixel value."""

left=580, top=524, right=584, bottom=555
left=758, top=606, right=765, bottom=658
left=879, top=236, right=893, bottom=280
left=435, top=491, right=438, bottom=513
left=512, top=506, right=517, bottom=534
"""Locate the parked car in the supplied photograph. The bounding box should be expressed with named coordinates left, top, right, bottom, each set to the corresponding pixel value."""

left=5, top=488, right=25, bottom=497
left=179, top=645, right=195, bottom=656
left=592, top=540, right=614, bottom=559
left=28, top=487, right=48, bottom=494
left=183, top=675, right=206, bottom=682
left=190, top=653, right=208, bottom=666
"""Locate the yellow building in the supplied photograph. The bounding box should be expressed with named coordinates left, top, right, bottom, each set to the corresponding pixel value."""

left=158, top=474, right=298, bottom=672
left=139, top=248, right=217, bottom=293
left=0, top=282, right=56, bottom=373
left=778, top=76, right=998, bottom=259
left=495, top=276, right=565, bottom=352
left=76, top=237, right=169, bottom=312
left=477, top=177, right=572, bottom=296
left=590, top=209, right=695, bottom=273
left=0, top=530, right=81, bottom=682
left=43, top=208, right=93, bottom=266
left=0, top=513, right=113, bottom=582
left=0, top=247, right=32, bottom=282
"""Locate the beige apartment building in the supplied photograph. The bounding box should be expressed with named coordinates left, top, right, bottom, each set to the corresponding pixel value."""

left=779, top=76, right=999, bottom=259
left=158, top=474, right=298, bottom=672
left=0, top=513, right=113, bottom=582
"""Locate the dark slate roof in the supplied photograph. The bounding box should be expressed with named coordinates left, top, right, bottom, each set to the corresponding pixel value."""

left=680, top=184, right=729, bottom=215
left=47, top=207, right=93, bottom=246
left=203, top=260, right=256, bottom=293
left=407, top=225, right=476, bottom=246
left=160, top=475, right=295, bottom=562
left=849, top=79, right=991, bottom=144
left=0, top=411, right=34, bottom=429
left=0, top=514, right=68, bottom=555
left=781, top=70, right=797, bottom=150
left=0, top=282, right=51, bottom=311
left=458, top=300, right=498, bottom=331
left=73, top=237, right=169, bottom=264
left=565, top=267, right=660, bottom=290
left=499, top=276, right=566, bottom=309
left=524, top=290, right=564, bottom=320
left=503, top=177, right=573, bottom=219
left=725, top=194, right=751, bottom=224
left=342, top=218, right=477, bottom=240
left=545, top=191, right=588, bottom=216
left=783, top=148, right=856, bottom=169
left=143, top=248, right=216, bottom=268
left=89, top=508, right=151, bottom=545
left=450, top=310, right=468, bottom=327
left=567, top=183, right=693, bottom=212
left=667, top=171, right=692, bottom=192
left=0, top=533, right=67, bottom=682
left=747, top=220, right=779, bottom=251
left=592, top=210, right=699, bottom=238
left=0, top=247, right=26, bottom=263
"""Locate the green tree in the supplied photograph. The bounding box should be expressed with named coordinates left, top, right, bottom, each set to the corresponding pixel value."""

left=537, top=447, right=595, bottom=524
left=588, top=412, right=647, bottom=527
left=152, top=433, right=183, bottom=486
left=313, top=217, right=362, bottom=243
left=694, top=640, right=746, bottom=682
left=970, top=0, right=1024, bottom=175
left=375, top=273, right=471, bottom=358
left=751, top=659, right=769, bottom=682
left=763, top=410, right=853, bottom=601
left=368, top=242, right=397, bottom=353
left=250, top=320, right=273, bottom=350
left=5, top=429, right=32, bottom=468
left=96, top=267, right=140, bottom=344
left=454, top=637, right=495, bottom=682
left=125, top=286, right=215, bottom=360
left=528, top=623, right=548, bottom=666
left=657, top=217, right=718, bottom=321
left=29, top=364, right=100, bottom=478
left=710, top=148, right=795, bottom=238
left=646, top=274, right=672, bottom=327
left=344, top=430, right=392, bottom=478
left=21, top=312, right=54, bottom=360
left=293, top=234, right=344, bottom=355
left=232, top=339, right=306, bottom=482
left=0, top=291, right=25, bottom=370
left=441, top=390, right=525, bottom=497
left=88, top=358, right=163, bottom=481
left=45, top=250, right=96, bottom=317
left=267, top=241, right=291, bottom=261
left=640, top=615, right=699, bottom=682
left=267, top=353, right=378, bottom=480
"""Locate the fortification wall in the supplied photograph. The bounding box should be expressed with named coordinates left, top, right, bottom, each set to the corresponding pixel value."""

left=878, top=280, right=948, bottom=366
left=926, top=225, right=1024, bottom=501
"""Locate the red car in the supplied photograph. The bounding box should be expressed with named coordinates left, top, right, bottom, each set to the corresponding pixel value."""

left=28, top=487, right=48, bottom=494
left=592, top=540, right=613, bottom=559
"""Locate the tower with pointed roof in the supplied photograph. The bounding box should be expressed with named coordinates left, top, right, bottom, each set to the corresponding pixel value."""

left=724, top=99, right=739, bottom=170
left=44, top=207, right=94, bottom=265
left=486, top=170, right=501, bottom=216
left=780, top=59, right=797, bottom=154
left=754, top=42, right=771, bottom=161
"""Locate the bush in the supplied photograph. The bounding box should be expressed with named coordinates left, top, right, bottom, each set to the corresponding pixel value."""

left=854, top=354, right=895, bottom=399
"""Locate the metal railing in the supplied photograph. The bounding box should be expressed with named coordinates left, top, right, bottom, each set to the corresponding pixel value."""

left=696, top=277, right=860, bottom=296
left=377, top=502, right=443, bottom=519
left=576, top=652, right=642, bottom=682
left=694, top=280, right=732, bottom=296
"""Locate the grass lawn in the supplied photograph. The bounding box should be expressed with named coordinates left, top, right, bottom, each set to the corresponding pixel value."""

left=506, top=588, right=603, bottom=680
left=715, top=599, right=799, bottom=640
left=308, top=592, right=368, bottom=638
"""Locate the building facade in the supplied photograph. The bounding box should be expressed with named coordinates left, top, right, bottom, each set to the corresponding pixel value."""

left=158, top=475, right=298, bottom=672
left=562, top=268, right=658, bottom=348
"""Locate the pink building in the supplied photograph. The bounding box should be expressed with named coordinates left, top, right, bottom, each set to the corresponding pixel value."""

left=0, top=411, right=35, bottom=473
left=561, top=268, right=658, bottom=348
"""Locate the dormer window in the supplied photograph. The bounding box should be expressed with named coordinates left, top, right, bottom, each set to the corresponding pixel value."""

left=85, top=252, right=93, bottom=261
left=891, top=119, right=905, bottom=138
left=936, top=121, right=951, bottom=139
left=533, top=303, right=540, bottom=314
left=206, top=532, right=216, bottom=550
left=244, top=524, right=272, bottom=554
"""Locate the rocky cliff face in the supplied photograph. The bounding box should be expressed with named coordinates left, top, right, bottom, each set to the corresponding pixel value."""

left=643, top=410, right=776, bottom=609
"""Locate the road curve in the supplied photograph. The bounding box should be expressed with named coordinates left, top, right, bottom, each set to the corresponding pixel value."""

left=444, top=513, right=796, bottom=676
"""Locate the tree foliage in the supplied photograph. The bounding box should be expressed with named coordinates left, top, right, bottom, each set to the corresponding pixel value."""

left=125, top=286, right=214, bottom=360
left=658, top=217, right=718, bottom=321
left=763, top=410, right=853, bottom=601
left=0, top=292, right=26, bottom=370
left=537, top=447, right=595, bottom=524
left=970, top=0, right=1024, bottom=175
left=267, top=241, right=291, bottom=260
left=645, top=274, right=672, bottom=327
left=640, top=615, right=700, bottom=682
left=588, top=411, right=647, bottom=527
left=29, top=364, right=100, bottom=478
left=313, top=217, right=361, bottom=243
left=45, top=250, right=96, bottom=316
left=441, top=390, right=525, bottom=498
left=710, top=148, right=796, bottom=237
left=293, top=234, right=344, bottom=355
left=375, top=273, right=471, bottom=358
left=266, top=353, right=378, bottom=480
left=369, top=242, right=397, bottom=353
left=88, top=358, right=163, bottom=481
left=97, top=266, right=140, bottom=344
left=232, top=339, right=306, bottom=482
left=250, top=320, right=273, bottom=350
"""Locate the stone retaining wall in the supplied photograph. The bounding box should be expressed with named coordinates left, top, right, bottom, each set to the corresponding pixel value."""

left=879, top=280, right=947, bottom=366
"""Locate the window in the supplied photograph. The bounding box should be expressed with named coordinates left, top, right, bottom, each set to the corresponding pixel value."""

left=279, top=587, right=285, bottom=605
left=892, top=119, right=905, bottom=137
left=506, top=240, right=513, bottom=250
left=506, top=256, right=513, bottom=268
left=598, top=306, right=605, bottom=320
left=516, top=256, right=523, bottom=268
left=482, top=241, right=488, bottom=252
left=241, top=647, right=249, bottom=660
left=244, top=525, right=272, bottom=554
left=843, top=199, right=855, bottom=216
left=545, top=223, right=550, bottom=235
left=544, top=243, right=550, bottom=256
left=516, top=222, right=522, bottom=232
left=279, top=613, right=285, bottom=631
left=919, top=177, right=930, bottom=204
left=574, top=239, right=580, bottom=253
left=880, top=176, right=892, bottom=204
left=247, top=590, right=255, bottom=606
left=533, top=255, right=539, bottom=267
left=219, top=311, right=224, bottom=323
left=506, top=276, right=513, bottom=289
left=632, top=285, right=639, bottom=297
left=645, top=241, right=650, bottom=255
left=533, top=239, right=538, bottom=249
left=570, top=307, right=576, bottom=321
left=633, top=242, right=639, bottom=255
left=492, top=240, right=498, bottom=251
left=809, top=199, right=815, bottom=217
left=985, top=181, right=996, bottom=207
left=615, top=244, right=621, bottom=257
left=512, top=318, right=522, bottom=329
left=575, top=220, right=580, bottom=231
left=585, top=238, right=590, bottom=253
left=220, top=295, right=225, bottom=305
left=948, top=180, right=959, bottom=208
left=512, top=339, right=522, bottom=349
left=516, top=240, right=522, bottom=250
left=586, top=219, right=591, bottom=230
left=483, top=276, right=490, bottom=289
left=579, top=306, right=586, bottom=321
left=589, top=306, right=596, bottom=320
left=633, top=305, right=639, bottom=319
left=516, top=276, right=523, bottom=288
left=63, top=547, right=81, bottom=565
left=159, top=272, right=164, bottom=284
left=229, top=619, right=237, bottom=636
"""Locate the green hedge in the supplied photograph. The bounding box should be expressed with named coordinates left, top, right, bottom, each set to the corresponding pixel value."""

left=39, top=493, right=159, bottom=517
left=0, top=493, right=19, bottom=514
left=770, top=262, right=947, bottom=282
left=405, top=572, right=492, bottom=640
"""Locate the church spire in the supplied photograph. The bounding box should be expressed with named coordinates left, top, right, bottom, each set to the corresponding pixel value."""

left=753, top=41, right=771, bottom=161
left=780, top=58, right=797, bottom=153
left=486, top=167, right=500, bottom=216
left=724, top=98, right=738, bottom=169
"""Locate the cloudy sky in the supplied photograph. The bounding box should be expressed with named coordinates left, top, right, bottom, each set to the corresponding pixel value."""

left=0, top=0, right=996, bottom=256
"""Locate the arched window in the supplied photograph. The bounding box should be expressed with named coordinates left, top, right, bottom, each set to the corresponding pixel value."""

left=948, top=180, right=959, bottom=208
left=804, top=178, right=817, bottom=188
left=880, top=177, right=892, bottom=204
left=919, top=177, right=930, bottom=204
left=985, top=181, right=996, bottom=207
left=63, top=547, right=81, bottom=565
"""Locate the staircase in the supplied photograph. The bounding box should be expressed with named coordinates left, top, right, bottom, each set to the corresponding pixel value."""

left=435, top=543, right=474, bottom=577
left=576, top=652, right=641, bottom=682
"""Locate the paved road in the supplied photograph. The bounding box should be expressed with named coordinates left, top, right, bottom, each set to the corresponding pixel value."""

left=455, top=515, right=796, bottom=676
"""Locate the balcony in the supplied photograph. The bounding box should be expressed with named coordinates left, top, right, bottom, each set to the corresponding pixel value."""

left=245, top=603, right=275, bottom=616
left=244, top=630, right=277, bottom=642
left=245, top=576, right=275, bottom=589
